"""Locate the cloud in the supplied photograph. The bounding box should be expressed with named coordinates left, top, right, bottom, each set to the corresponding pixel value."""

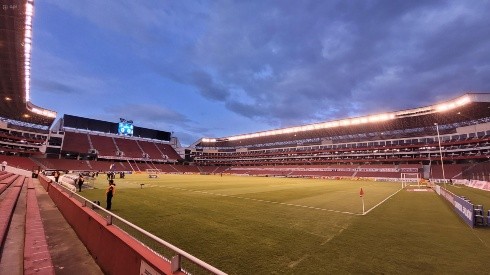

left=31, top=79, right=78, bottom=94
left=104, top=103, right=190, bottom=126
left=38, top=0, right=490, bottom=139
left=185, top=0, right=490, bottom=126
left=191, top=70, right=230, bottom=101
left=31, top=50, right=108, bottom=97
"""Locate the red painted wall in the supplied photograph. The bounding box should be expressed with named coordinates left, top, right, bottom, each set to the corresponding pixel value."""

left=39, top=176, right=181, bottom=275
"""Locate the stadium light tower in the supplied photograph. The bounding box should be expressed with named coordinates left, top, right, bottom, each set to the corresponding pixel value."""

left=434, top=123, right=446, bottom=188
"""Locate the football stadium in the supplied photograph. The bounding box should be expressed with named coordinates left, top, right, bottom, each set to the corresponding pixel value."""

left=1, top=1, right=490, bottom=274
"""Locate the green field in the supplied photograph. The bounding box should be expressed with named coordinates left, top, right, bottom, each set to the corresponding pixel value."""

left=81, top=174, right=490, bottom=274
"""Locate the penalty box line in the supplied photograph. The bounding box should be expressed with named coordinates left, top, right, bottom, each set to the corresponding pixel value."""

left=362, top=187, right=404, bottom=216
left=160, top=186, right=360, bottom=216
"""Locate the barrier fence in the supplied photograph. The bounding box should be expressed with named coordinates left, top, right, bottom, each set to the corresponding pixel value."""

left=38, top=175, right=227, bottom=275
left=432, top=183, right=490, bottom=228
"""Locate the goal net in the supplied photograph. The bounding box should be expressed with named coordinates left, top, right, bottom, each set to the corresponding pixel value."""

left=401, top=173, right=421, bottom=187
left=146, top=169, right=161, bottom=178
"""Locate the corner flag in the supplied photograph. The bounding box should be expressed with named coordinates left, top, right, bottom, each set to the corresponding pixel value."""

left=359, top=188, right=364, bottom=197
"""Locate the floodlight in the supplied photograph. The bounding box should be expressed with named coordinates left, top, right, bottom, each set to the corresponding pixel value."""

left=435, top=103, right=449, bottom=112
left=350, top=118, right=361, bottom=125
left=340, top=120, right=350, bottom=126
left=455, top=96, right=470, bottom=106
left=435, top=95, right=472, bottom=112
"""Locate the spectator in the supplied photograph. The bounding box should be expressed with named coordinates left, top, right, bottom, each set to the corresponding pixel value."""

left=77, top=174, right=84, bottom=192
left=54, top=170, right=60, bottom=183
left=1, top=160, right=6, bottom=171
left=106, top=179, right=116, bottom=210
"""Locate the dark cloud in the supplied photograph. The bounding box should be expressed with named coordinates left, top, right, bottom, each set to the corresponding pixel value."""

left=32, top=78, right=78, bottom=94
left=104, top=103, right=190, bottom=126
left=184, top=0, right=490, bottom=126
left=191, top=70, right=230, bottom=101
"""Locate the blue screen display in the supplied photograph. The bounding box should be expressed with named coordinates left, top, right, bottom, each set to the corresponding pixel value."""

left=118, top=122, right=134, bottom=136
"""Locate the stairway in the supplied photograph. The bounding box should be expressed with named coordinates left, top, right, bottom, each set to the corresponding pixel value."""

left=87, top=133, right=95, bottom=151
left=0, top=173, right=55, bottom=274
left=0, top=171, right=102, bottom=274
left=29, top=157, right=47, bottom=170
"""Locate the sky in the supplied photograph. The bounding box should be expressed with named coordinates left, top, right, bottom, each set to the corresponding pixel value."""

left=29, top=0, right=490, bottom=146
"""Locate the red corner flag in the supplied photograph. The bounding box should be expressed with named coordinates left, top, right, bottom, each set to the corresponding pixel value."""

left=359, top=188, right=364, bottom=197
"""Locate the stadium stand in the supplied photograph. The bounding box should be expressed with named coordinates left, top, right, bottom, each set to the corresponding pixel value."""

left=155, top=143, right=182, bottom=161
left=0, top=126, right=47, bottom=157
left=0, top=175, right=25, bottom=248
left=198, top=166, right=230, bottom=174
left=0, top=155, right=39, bottom=171
left=173, top=164, right=201, bottom=173
left=34, top=158, right=91, bottom=172
left=152, top=163, right=181, bottom=173
left=431, top=164, right=468, bottom=180
left=88, top=160, right=113, bottom=172
left=90, top=134, right=119, bottom=157
left=191, top=93, right=490, bottom=181
left=138, top=139, right=165, bottom=159
left=114, top=138, right=144, bottom=158
left=61, top=131, right=91, bottom=154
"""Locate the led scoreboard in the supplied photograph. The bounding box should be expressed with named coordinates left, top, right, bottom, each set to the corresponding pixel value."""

left=118, top=118, right=134, bottom=136
left=62, top=115, right=171, bottom=141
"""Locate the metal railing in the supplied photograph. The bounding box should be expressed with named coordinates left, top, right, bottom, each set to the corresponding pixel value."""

left=56, top=183, right=227, bottom=275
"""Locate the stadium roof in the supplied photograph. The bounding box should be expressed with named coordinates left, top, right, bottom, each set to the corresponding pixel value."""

left=0, top=0, right=56, bottom=127
left=198, top=93, right=490, bottom=147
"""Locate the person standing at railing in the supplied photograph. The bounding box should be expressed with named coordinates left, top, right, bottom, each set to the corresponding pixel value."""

left=106, top=179, right=116, bottom=210
left=77, top=174, right=84, bottom=192
left=1, top=160, right=6, bottom=171
left=54, top=170, right=60, bottom=183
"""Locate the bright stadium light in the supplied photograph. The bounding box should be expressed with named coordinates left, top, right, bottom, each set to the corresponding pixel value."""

left=340, top=120, right=350, bottom=126
left=435, top=103, right=453, bottom=112
left=22, top=1, right=58, bottom=119
left=435, top=95, right=471, bottom=112
left=455, top=95, right=471, bottom=106
left=24, top=0, right=34, bottom=102
left=350, top=118, right=361, bottom=125
left=218, top=106, right=396, bottom=141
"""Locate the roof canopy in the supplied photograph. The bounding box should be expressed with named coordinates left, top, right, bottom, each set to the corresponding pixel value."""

left=0, top=0, right=56, bottom=127
left=198, top=93, right=490, bottom=147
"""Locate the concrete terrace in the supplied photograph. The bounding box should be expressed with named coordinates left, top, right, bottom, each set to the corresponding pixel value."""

left=0, top=171, right=102, bottom=275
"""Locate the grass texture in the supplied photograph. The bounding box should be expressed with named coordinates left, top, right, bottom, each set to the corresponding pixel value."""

left=81, top=174, right=490, bottom=274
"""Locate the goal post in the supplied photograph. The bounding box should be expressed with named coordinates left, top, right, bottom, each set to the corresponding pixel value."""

left=401, top=173, right=421, bottom=187
left=146, top=169, right=161, bottom=178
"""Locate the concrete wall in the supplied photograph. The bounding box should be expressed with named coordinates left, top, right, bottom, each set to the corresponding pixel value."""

left=39, top=175, right=180, bottom=275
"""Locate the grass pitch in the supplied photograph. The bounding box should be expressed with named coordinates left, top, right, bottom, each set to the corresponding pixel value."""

left=81, top=174, right=490, bottom=274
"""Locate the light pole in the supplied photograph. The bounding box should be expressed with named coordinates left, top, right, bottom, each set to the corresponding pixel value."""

left=434, top=123, right=446, bottom=188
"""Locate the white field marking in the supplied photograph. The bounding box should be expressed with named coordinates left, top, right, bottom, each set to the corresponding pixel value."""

left=159, top=185, right=360, bottom=215
left=362, top=187, right=404, bottom=215
left=467, top=225, right=488, bottom=247
left=288, top=254, right=309, bottom=268
left=321, top=228, right=345, bottom=245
